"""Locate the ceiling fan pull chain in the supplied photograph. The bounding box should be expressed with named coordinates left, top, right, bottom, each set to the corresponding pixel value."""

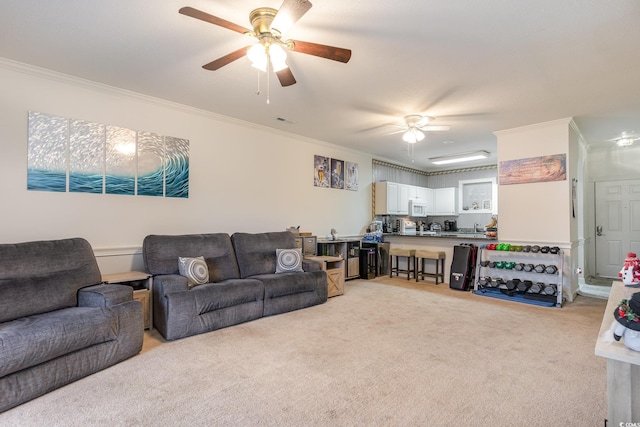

left=266, top=58, right=271, bottom=104
left=256, top=69, right=262, bottom=96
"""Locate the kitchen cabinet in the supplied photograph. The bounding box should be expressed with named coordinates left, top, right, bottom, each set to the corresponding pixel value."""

left=433, top=187, right=457, bottom=215
left=375, top=182, right=398, bottom=214
left=398, top=184, right=409, bottom=214
left=375, top=181, right=430, bottom=215
left=458, top=178, right=497, bottom=214
left=415, top=187, right=434, bottom=214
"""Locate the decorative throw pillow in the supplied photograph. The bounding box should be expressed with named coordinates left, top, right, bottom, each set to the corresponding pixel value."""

left=178, top=256, right=209, bottom=287
left=276, top=248, right=304, bottom=273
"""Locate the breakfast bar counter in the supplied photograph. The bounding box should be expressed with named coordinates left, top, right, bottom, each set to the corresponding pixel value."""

left=382, top=232, right=496, bottom=282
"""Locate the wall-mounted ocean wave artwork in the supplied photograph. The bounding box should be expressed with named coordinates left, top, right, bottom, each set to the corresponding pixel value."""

left=27, top=111, right=189, bottom=198
left=69, top=119, right=105, bottom=194
left=27, top=112, right=68, bottom=192
left=137, top=131, right=164, bottom=197
left=106, top=126, right=136, bottom=195
left=165, top=137, right=189, bottom=198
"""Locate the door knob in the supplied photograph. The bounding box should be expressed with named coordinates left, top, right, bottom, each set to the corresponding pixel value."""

left=596, top=225, right=603, bottom=236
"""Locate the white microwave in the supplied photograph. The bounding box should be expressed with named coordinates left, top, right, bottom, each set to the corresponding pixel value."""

left=409, top=199, right=429, bottom=217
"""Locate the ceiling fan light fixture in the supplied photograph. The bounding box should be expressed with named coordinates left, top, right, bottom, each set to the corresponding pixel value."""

left=402, top=128, right=425, bottom=144
left=248, top=43, right=268, bottom=71
left=429, top=150, right=490, bottom=165
left=617, top=137, right=634, bottom=147
left=247, top=42, right=288, bottom=72
left=269, top=43, right=288, bottom=72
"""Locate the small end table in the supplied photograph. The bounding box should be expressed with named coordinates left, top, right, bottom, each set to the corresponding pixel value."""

left=305, top=255, right=345, bottom=297
left=101, top=271, right=153, bottom=330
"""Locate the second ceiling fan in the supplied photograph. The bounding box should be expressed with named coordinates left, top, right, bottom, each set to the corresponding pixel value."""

left=179, top=0, right=352, bottom=87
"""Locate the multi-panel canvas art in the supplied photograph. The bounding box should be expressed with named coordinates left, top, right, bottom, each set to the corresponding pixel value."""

left=27, top=112, right=189, bottom=198
left=27, top=112, right=68, bottom=192
left=346, top=161, right=358, bottom=191
left=331, top=158, right=345, bottom=189
left=313, top=155, right=330, bottom=188
left=313, top=154, right=358, bottom=191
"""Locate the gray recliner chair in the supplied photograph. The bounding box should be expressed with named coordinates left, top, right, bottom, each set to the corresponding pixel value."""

left=0, top=238, right=144, bottom=413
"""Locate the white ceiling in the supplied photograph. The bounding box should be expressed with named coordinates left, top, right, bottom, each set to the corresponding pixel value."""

left=2, top=0, right=639, bottom=171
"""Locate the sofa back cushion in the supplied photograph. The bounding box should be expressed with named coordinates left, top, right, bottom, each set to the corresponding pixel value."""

left=143, top=233, right=240, bottom=282
left=232, top=231, right=296, bottom=278
left=0, top=238, right=102, bottom=323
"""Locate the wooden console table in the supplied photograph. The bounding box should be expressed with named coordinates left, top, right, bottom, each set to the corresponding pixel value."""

left=594, top=280, right=640, bottom=423
left=305, top=255, right=345, bottom=297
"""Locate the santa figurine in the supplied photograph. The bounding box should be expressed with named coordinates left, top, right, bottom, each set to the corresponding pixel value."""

left=619, top=252, right=640, bottom=286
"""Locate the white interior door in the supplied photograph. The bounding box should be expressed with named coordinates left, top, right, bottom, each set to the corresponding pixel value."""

left=595, top=179, right=640, bottom=278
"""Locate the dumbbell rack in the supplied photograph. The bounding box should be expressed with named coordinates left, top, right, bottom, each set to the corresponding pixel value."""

left=473, top=246, right=564, bottom=308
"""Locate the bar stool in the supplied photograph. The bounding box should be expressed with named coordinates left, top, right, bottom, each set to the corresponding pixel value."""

left=415, top=250, right=446, bottom=284
left=389, top=248, right=415, bottom=280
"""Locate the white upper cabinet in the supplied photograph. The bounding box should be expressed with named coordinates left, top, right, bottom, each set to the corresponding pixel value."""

left=375, top=182, right=430, bottom=215
left=458, top=178, right=497, bottom=214
left=397, top=184, right=410, bottom=214
left=433, top=187, right=457, bottom=215
left=415, top=187, right=434, bottom=214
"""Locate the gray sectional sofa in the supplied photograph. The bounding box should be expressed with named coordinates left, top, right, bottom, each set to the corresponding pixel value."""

left=0, top=238, right=144, bottom=413
left=143, top=231, right=328, bottom=341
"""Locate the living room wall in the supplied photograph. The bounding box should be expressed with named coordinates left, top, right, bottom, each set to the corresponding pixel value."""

left=0, top=60, right=373, bottom=273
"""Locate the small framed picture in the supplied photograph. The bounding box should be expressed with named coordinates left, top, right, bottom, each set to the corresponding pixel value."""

left=482, top=199, right=491, bottom=210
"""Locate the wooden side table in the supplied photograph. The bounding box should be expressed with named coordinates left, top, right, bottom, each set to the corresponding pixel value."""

left=101, top=271, right=153, bottom=330
left=305, top=255, right=345, bottom=297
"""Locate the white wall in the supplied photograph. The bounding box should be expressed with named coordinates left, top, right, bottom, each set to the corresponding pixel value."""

left=494, top=118, right=579, bottom=300
left=494, top=118, right=574, bottom=243
left=0, top=60, right=372, bottom=273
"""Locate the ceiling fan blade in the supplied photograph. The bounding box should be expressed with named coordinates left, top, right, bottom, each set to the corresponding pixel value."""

left=419, top=125, right=450, bottom=131
left=272, top=0, right=313, bottom=35
left=202, top=47, right=250, bottom=71
left=276, top=67, right=297, bottom=87
left=179, top=7, right=251, bottom=35
left=289, top=40, right=352, bottom=63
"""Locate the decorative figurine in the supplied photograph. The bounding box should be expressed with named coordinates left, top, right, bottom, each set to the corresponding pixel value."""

left=613, top=292, right=640, bottom=351
left=619, top=252, right=640, bottom=286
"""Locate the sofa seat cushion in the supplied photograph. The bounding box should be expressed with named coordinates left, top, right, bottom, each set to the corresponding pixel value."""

left=192, top=279, right=264, bottom=315
left=0, top=307, right=117, bottom=377
left=252, top=273, right=317, bottom=298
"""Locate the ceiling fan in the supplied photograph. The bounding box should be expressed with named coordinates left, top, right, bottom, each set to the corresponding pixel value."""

left=608, top=132, right=639, bottom=147
left=179, top=0, right=352, bottom=87
left=400, top=115, right=450, bottom=143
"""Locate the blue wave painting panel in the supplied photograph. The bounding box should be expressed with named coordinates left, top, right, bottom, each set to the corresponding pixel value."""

left=137, top=131, right=164, bottom=197
left=105, top=126, right=136, bottom=195
left=69, top=119, right=105, bottom=193
left=165, top=136, right=189, bottom=198
left=27, top=112, right=68, bottom=192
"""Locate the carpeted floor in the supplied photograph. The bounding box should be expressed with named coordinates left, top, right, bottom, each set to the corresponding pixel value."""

left=0, top=277, right=608, bottom=426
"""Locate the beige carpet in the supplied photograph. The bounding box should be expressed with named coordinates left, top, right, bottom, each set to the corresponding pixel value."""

left=1, top=277, right=608, bottom=426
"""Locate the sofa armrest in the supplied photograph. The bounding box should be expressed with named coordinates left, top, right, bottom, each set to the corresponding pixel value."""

left=302, top=259, right=322, bottom=272
left=78, top=284, right=133, bottom=308
left=153, top=274, right=190, bottom=296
